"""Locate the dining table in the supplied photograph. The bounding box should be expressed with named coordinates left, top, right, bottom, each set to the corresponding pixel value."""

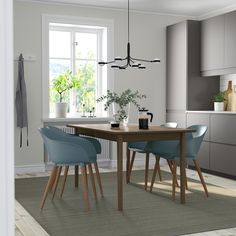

left=67, top=123, right=194, bottom=211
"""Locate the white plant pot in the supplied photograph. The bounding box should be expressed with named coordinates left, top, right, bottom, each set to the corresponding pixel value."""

left=214, top=102, right=224, bottom=112
left=55, top=102, right=67, bottom=118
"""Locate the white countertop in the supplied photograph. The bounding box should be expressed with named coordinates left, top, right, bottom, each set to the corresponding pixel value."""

left=186, top=110, right=236, bottom=114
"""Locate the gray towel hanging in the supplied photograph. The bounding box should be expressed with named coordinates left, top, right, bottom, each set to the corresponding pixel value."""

left=15, top=53, right=29, bottom=147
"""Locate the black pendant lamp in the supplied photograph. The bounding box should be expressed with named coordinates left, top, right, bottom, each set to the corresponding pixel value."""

left=98, top=0, right=160, bottom=69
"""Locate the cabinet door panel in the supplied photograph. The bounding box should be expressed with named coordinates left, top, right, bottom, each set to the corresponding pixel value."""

left=167, top=22, right=187, bottom=110
left=225, top=11, right=236, bottom=69
left=210, top=143, right=236, bottom=176
left=211, top=114, right=236, bottom=145
left=201, top=15, right=224, bottom=72
left=186, top=113, right=210, bottom=141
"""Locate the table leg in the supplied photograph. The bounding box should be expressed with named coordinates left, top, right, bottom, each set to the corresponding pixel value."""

left=117, top=136, right=123, bottom=211
left=126, top=143, right=130, bottom=184
left=179, top=132, right=186, bottom=204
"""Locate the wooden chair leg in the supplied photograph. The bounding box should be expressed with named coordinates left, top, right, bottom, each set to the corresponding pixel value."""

left=49, top=167, right=57, bottom=192
left=172, top=161, right=177, bottom=201
left=52, top=166, right=62, bottom=200
left=128, top=151, right=136, bottom=183
left=155, top=156, right=162, bottom=181
left=81, top=165, right=90, bottom=211
left=94, top=162, right=104, bottom=197
left=150, top=157, right=159, bottom=192
left=167, top=160, right=179, bottom=187
left=144, top=153, right=150, bottom=191
left=126, top=145, right=130, bottom=183
left=40, top=166, right=58, bottom=209
left=88, top=164, right=97, bottom=201
left=75, top=165, right=79, bottom=188
left=193, top=160, right=209, bottom=197
left=185, top=176, right=188, bottom=190
left=84, top=165, right=88, bottom=188
left=60, top=166, right=69, bottom=198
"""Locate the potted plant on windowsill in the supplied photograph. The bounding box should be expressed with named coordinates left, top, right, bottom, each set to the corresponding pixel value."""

left=213, top=92, right=224, bottom=112
left=51, top=70, right=81, bottom=118
left=96, top=89, right=146, bottom=127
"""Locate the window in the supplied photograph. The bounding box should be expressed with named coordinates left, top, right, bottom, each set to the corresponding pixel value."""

left=42, top=15, right=114, bottom=118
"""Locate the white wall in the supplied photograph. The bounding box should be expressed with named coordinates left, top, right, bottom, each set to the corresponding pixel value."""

left=0, top=0, right=14, bottom=234
left=220, top=74, right=236, bottom=91
left=14, top=1, right=185, bottom=167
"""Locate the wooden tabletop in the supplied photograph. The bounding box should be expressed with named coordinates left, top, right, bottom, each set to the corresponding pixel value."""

left=67, top=123, right=195, bottom=142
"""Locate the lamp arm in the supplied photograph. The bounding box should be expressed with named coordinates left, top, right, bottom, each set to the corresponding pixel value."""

left=130, top=57, right=161, bottom=63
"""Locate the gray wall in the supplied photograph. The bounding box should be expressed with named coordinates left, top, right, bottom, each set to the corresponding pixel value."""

left=14, top=1, right=185, bottom=168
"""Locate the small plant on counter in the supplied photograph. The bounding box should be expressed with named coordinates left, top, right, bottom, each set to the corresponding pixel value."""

left=213, top=92, right=224, bottom=102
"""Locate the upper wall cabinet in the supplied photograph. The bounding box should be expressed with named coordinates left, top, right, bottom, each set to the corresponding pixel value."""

left=201, top=11, right=236, bottom=76
left=167, top=20, right=219, bottom=112
left=225, top=11, right=236, bottom=69
left=201, top=15, right=224, bottom=74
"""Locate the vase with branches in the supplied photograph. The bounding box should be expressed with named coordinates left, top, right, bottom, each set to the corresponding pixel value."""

left=97, top=89, right=146, bottom=123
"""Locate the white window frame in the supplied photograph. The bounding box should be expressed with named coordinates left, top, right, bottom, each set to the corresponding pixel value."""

left=42, top=14, right=114, bottom=119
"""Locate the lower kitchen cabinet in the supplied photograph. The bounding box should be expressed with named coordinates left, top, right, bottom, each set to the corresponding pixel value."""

left=186, top=111, right=236, bottom=178
left=210, top=143, right=236, bottom=176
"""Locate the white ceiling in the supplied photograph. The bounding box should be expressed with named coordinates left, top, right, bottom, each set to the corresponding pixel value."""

left=25, top=0, right=236, bottom=18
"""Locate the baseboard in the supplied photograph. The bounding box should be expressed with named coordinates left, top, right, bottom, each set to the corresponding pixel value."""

left=15, top=158, right=163, bottom=174
left=15, top=164, right=46, bottom=174
left=45, top=159, right=111, bottom=171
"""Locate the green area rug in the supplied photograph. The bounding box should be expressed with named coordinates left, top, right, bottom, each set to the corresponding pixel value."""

left=15, top=170, right=236, bottom=236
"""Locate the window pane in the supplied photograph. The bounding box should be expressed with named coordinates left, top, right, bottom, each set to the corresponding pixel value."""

left=75, top=33, right=97, bottom=60
left=72, top=60, right=97, bottom=113
left=49, top=59, right=71, bottom=80
left=49, top=30, right=71, bottom=58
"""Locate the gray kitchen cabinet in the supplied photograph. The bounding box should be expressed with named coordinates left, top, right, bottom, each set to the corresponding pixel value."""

left=186, top=112, right=236, bottom=178
left=210, top=114, right=236, bottom=146
left=201, top=15, right=225, bottom=73
left=167, top=20, right=219, bottom=128
left=201, top=10, right=236, bottom=76
left=210, top=143, right=236, bottom=176
left=225, top=11, right=236, bottom=69
left=166, top=21, right=187, bottom=111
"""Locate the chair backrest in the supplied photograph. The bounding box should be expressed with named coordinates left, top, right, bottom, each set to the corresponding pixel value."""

left=47, top=126, right=102, bottom=154
left=185, top=125, right=207, bottom=157
left=128, top=122, right=178, bottom=150
left=146, top=124, right=207, bottom=159
left=38, top=128, right=96, bottom=165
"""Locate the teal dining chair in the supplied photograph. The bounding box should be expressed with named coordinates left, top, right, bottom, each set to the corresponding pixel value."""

left=127, top=122, right=178, bottom=190
left=46, top=126, right=103, bottom=197
left=38, top=127, right=103, bottom=210
left=147, top=125, right=208, bottom=200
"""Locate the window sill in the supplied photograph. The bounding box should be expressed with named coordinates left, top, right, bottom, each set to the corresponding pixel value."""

left=42, top=116, right=113, bottom=123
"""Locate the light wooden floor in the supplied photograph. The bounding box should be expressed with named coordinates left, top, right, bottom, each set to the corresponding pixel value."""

left=15, top=164, right=236, bottom=236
